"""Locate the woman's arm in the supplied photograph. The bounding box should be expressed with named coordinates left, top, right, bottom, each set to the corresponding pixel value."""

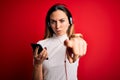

left=33, top=64, right=43, bottom=80
left=64, top=34, right=87, bottom=63
left=32, top=47, right=48, bottom=80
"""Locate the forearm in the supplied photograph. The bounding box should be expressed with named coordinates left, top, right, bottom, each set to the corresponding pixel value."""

left=33, top=64, right=43, bottom=80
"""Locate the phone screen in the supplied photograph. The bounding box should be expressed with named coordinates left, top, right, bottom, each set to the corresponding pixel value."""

left=31, top=43, right=43, bottom=54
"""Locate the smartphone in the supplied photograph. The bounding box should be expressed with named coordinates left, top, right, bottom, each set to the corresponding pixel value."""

left=31, top=43, right=43, bottom=54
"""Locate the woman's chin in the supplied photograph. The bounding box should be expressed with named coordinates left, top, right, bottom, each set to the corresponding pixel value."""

left=56, top=32, right=66, bottom=36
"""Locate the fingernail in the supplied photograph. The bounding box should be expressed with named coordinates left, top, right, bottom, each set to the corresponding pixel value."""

left=46, top=57, right=48, bottom=60
left=44, top=47, right=47, bottom=50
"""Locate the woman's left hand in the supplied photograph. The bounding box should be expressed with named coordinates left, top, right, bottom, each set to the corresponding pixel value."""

left=64, top=34, right=87, bottom=63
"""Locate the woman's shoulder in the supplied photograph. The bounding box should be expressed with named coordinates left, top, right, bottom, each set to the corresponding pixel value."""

left=37, top=38, right=53, bottom=45
left=37, top=38, right=53, bottom=48
left=37, top=38, right=48, bottom=44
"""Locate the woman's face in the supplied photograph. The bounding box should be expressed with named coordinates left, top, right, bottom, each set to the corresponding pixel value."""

left=50, top=10, right=70, bottom=36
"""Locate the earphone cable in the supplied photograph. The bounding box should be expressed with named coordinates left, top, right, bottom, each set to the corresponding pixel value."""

left=64, top=52, right=68, bottom=80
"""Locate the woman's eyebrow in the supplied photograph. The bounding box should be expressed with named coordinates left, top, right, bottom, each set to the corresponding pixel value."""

left=50, top=19, right=56, bottom=21
left=50, top=18, right=65, bottom=21
left=59, top=18, right=65, bottom=20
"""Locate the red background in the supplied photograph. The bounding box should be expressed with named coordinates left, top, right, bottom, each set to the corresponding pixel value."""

left=0, top=0, right=120, bottom=80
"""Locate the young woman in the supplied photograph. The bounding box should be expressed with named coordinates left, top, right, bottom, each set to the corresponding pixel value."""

left=32, top=4, right=87, bottom=80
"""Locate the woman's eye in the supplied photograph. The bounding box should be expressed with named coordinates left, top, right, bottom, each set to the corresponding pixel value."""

left=50, top=20, right=56, bottom=24
left=60, top=20, right=65, bottom=23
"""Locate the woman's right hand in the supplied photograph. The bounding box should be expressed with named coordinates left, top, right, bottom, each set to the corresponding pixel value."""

left=33, top=47, right=48, bottom=65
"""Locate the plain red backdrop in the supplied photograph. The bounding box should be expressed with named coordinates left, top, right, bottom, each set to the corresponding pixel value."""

left=0, top=0, right=120, bottom=80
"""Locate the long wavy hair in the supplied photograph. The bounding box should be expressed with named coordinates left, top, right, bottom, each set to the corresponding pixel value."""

left=44, top=4, right=74, bottom=39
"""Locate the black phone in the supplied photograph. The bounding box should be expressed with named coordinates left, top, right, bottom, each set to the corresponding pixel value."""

left=31, top=43, right=43, bottom=54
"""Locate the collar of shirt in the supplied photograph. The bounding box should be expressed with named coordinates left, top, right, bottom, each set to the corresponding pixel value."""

left=53, top=34, right=68, bottom=43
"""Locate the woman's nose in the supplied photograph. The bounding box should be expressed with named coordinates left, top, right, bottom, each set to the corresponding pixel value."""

left=56, top=22, right=60, bottom=28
